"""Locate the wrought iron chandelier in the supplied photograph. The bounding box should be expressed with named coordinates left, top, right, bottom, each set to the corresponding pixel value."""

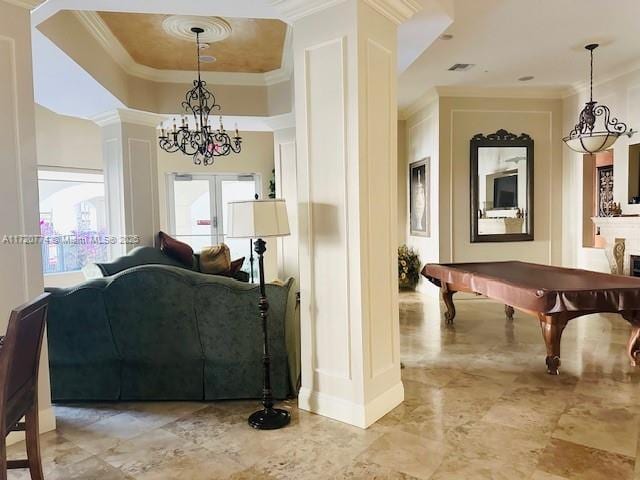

left=158, top=27, right=242, bottom=166
left=563, top=44, right=634, bottom=154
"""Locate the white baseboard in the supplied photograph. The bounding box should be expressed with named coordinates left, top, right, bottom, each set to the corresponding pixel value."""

left=298, top=381, right=404, bottom=429
left=6, top=406, right=56, bottom=446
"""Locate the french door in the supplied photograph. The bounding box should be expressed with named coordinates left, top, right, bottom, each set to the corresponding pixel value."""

left=167, top=173, right=260, bottom=269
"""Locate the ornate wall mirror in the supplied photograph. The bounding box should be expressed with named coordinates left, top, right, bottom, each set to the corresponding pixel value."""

left=470, top=129, right=534, bottom=243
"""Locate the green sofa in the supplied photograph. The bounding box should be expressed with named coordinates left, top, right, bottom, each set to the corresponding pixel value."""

left=45, top=265, right=298, bottom=402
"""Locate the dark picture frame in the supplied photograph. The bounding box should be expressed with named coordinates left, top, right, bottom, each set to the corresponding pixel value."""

left=470, top=129, right=534, bottom=243
left=409, top=158, right=429, bottom=237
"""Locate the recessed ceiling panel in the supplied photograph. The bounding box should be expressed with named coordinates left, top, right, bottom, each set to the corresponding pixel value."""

left=97, top=12, right=287, bottom=74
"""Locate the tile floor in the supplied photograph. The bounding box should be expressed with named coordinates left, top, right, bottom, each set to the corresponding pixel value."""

left=8, top=291, right=640, bottom=479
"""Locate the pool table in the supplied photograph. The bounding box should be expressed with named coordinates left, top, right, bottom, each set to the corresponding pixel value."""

left=422, top=261, right=640, bottom=375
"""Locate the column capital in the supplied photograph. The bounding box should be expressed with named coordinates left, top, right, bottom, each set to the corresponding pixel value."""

left=270, top=0, right=346, bottom=23
left=271, top=0, right=420, bottom=24
left=2, top=0, right=43, bottom=9
left=91, top=109, right=162, bottom=128
left=363, top=0, right=421, bottom=24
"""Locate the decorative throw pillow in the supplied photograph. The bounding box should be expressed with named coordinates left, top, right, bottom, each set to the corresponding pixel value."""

left=200, top=244, right=231, bottom=274
left=225, top=257, right=244, bottom=277
left=220, top=257, right=245, bottom=278
left=229, top=257, right=245, bottom=275
left=158, top=231, right=194, bottom=267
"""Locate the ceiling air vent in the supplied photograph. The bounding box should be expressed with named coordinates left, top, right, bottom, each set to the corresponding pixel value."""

left=448, top=63, right=475, bottom=72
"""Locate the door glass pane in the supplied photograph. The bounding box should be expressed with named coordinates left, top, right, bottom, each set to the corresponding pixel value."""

left=219, top=178, right=257, bottom=277
left=173, top=178, right=214, bottom=252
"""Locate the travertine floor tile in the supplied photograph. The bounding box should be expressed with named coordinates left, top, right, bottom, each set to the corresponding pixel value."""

left=536, top=438, right=635, bottom=480
left=7, top=293, right=640, bottom=479
left=552, top=396, right=640, bottom=457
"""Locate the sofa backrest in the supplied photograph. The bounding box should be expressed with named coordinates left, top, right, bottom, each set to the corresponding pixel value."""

left=104, top=268, right=203, bottom=365
left=47, top=279, right=119, bottom=368
left=86, top=246, right=193, bottom=278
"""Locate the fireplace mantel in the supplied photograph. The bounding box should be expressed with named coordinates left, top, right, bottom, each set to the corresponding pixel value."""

left=592, top=216, right=640, bottom=275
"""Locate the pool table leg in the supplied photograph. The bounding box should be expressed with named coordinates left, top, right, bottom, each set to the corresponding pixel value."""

left=628, top=327, right=640, bottom=367
left=621, top=312, right=640, bottom=367
left=538, top=314, right=568, bottom=375
left=441, top=285, right=456, bottom=325
left=505, top=305, right=515, bottom=321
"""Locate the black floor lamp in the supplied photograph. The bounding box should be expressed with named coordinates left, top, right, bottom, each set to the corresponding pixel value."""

left=227, top=198, right=291, bottom=430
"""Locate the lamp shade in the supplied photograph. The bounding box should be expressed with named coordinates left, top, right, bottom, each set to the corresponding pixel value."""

left=227, top=199, right=290, bottom=239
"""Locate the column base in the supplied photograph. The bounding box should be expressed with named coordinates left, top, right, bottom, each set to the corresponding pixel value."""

left=7, top=406, right=56, bottom=446
left=298, top=381, right=404, bottom=429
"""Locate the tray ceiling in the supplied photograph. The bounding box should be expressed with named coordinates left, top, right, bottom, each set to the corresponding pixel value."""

left=97, top=12, right=287, bottom=74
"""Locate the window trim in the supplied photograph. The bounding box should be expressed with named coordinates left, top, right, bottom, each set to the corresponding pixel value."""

left=38, top=166, right=109, bottom=276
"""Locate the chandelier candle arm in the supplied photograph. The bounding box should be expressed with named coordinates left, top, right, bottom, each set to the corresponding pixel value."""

left=158, top=26, right=242, bottom=166
left=563, top=43, right=635, bottom=155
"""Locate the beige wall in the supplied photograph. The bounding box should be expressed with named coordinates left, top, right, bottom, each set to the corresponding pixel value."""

left=35, top=105, right=103, bottom=170
left=438, top=96, right=564, bottom=265
left=399, top=94, right=564, bottom=286
left=156, top=131, right=279, bottom=280
left=562, top=68, right=640, bottom=271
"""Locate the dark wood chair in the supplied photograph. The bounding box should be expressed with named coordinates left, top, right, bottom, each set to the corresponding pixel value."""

left=0, top=293, right=50, bottom=480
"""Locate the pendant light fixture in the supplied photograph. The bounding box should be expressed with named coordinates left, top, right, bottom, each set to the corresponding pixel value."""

left=159, top=27, right=242, bottom=166
left=563, top=44, right=634, bottom=154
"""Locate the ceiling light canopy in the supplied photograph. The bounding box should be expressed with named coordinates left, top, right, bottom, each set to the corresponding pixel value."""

left=563, top=44, right=635, bottom=154
left=158, top=27, right=242, bottom=166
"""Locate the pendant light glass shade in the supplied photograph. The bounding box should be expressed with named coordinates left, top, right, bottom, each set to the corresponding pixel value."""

left=564, top=132, right=619, bottom=154
left=563, top=44, right=634, bottom=154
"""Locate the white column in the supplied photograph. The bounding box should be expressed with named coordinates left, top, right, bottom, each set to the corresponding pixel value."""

left=0, top=0, right=56, bottom=441
left=95, top=109, right=162, bottom=256
left=287, top=0, right=419, bottom=428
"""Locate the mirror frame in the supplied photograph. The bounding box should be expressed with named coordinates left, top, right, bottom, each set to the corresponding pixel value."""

left=470, top=129, right=534, bottom=243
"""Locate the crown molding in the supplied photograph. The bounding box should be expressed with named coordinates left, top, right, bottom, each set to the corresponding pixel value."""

left=399, top=84, right=573, bottom=120
left=74, top=11, right=292, bottom=87
left=562, top=59, right=640, bottom=99
left=263, top=112, right=296, bottom=130
left=3, top=0, right=43, bottom=8
left=91, top=109, right=163, bottom=128
left=434, top=85, right=567, bottom=100
left=269, top=0, right=347, bottom=23
left=363, top=0, right=421, bottom=24
left=399, top=87, right=438, bottom=120
left=264, top=25, right=293, bottom=85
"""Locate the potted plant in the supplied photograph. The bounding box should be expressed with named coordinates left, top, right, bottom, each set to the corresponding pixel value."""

left=398, top=245, right=421, bottom=290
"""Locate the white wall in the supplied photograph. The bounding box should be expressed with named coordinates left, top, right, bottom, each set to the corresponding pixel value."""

left=563, top=68, right=640, bottom=271
left=156, top=131, right=279, bottom=280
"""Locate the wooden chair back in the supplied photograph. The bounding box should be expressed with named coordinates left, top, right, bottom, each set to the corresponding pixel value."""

left=0, top=293, right=49, bottom=435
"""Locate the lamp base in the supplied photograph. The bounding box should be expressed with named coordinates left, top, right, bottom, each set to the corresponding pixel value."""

left=248, top=408, right=291, bottom=430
